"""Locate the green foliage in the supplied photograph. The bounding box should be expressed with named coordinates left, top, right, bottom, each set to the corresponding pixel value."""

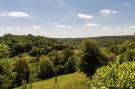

left=15, top=72, right=86, bottom=89
left=109, top=45, right=119, bottom=55
left=63, top=48, right=73, bottom=60
left=48, top=50, right=76, bottom=75
left=0, top=44, right=10, bottom=59
left=65, top=57, right=76, bottom=73
left=21, top=80, right=27, bottom=89
left=11, top=43, right=32, bottom=57
left=48, top=60, right=135, bottom=89
left=119, top=41, right=135, bottom=53
left=1, top=34, right=135, bottom=89
left=125, top=49, right=135, bottom=61
left=101, top=48, right=116, bottom=61
left=62, top=48, right=76, bottom=74
left=29, top=47, right=41, bottom=57
left=50, top=80, right=89, bottom=89
left=89, top=58, right=135, bottom=89
left=14, top=58, right=30, bottom=86
left=80, top=40, right=106, bottom=77
left=38, top=56, right=54, bottom=79
left=119, top=49, right=135, bottom=62
left=0, top=59, right=15, bottom=89
left=1, top=34, right=56, bottom=57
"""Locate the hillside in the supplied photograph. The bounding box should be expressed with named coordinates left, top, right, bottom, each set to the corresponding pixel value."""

left=0, top=34, right=135, bottom=89
left=16, top=72, right=86, bottom=89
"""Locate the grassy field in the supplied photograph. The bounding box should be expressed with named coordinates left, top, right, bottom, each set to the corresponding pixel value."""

left=16, top=72, right=87, bottom=89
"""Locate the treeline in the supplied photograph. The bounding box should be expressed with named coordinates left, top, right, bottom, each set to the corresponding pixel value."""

left=0, top=34, right=135, bottom=89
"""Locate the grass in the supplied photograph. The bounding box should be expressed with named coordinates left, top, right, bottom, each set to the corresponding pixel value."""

left=16, top=72, right=87, bottom=89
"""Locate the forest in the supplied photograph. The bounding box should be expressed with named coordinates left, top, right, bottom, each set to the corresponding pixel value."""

left=0, top=34, right=135, bottom=89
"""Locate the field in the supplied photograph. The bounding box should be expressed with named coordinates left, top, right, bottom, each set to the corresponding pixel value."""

left=16, top=72, right=86, bottom=89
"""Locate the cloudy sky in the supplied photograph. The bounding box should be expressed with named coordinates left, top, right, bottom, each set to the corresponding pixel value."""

left=0, top=0, right=135, bottom=38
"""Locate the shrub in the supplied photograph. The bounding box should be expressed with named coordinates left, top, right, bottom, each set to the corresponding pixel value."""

left=90, top=57, right=135, bottom=88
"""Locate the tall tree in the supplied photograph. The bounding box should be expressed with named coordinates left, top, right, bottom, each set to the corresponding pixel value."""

left=14, top=58, right=30, bottom=86
left=38, top=56, right=54, bottom=79
left=80, top=41, right=105, bottom=77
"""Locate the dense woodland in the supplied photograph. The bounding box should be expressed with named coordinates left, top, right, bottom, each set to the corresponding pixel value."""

left=0, top=34, right=135, bottom=89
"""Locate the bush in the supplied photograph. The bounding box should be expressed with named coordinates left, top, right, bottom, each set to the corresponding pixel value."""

left=90, top=57, right=135, bottom=88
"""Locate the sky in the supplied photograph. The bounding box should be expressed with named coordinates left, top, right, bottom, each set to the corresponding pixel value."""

left=0, top=0, right=135, bottom=38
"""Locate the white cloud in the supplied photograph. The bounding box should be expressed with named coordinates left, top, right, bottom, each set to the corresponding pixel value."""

left=32, top=25, right=40, bottom=29
left=77, top=13, right=93, bottom=20
left=99, top=9, right=118, bottom=16
left=0, top=25, right=135, bottom=38
left=0, top=11, right=30, bottom=18
left=83, top=23, right=100, bottom=28
left=0, top=26, right=43, bottom=36
left=8, top=12, right=30, bottom=18
left=94, top=26, right=135, bottom=36
left=56, top=24, right=71, bottom=29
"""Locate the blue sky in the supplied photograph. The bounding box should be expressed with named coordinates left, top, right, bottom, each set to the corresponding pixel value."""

left=0, top=0, right=135, bottom=38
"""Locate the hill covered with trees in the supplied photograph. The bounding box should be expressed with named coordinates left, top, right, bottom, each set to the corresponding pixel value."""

left=0, top=34, right=135, bottom=89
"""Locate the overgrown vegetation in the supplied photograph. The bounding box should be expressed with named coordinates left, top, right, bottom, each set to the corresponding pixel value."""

left=90, top=59, right=135, bottom=88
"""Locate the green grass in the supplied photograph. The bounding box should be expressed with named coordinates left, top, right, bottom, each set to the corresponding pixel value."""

left=16, top=72, right=87, bottom=89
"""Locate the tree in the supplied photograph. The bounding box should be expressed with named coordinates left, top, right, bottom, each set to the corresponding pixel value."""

left=63, top=48, right=73, bottom=61
left=65, top=57, right=76, bottom=73
left=38, top=56, right=54, bottom=79
left=14, top=58, right=30, bottom=86
left=80, top=41, right=106, bottom=77
left=62, top=48, right=76, bottom=73
left=53, top=51, right=59, bottom=83
left=0, top=44, right=10, bottom=59
left=121, top=49, right=135, bottom=62
left=0, top=59, right=15, bottom=89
